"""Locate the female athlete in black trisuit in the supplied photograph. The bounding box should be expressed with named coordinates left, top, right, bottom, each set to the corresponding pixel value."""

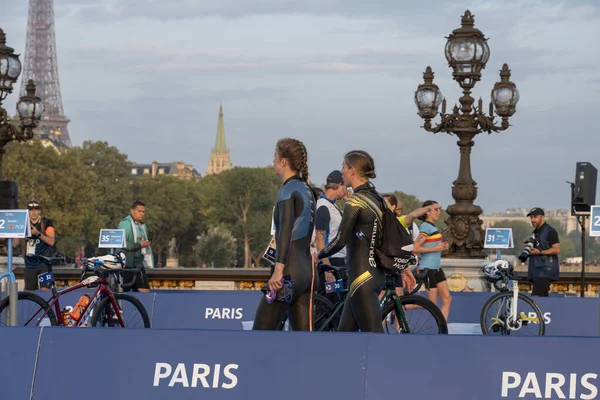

left=252, top=138, right=316, bottom=331
left=318, top=150, right=387, bottom=332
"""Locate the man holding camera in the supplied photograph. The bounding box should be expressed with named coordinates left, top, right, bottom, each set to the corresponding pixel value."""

left=521, top=207, right=560, bottom=297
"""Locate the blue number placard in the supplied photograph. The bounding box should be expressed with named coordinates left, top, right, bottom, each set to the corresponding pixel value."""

left=484, top=228, right=514, bottom=249
left=325, top=279, right=345, bottom=293
left=0, top=210, right=30, bottom=238
left=98, top=229, right=126, bottom=248
left=38, top=271, right=55, bottom=286
left=591, top=206, right=600, bottom=237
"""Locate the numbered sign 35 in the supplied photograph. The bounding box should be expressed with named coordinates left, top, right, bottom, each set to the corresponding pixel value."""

left=98, top=229, right=126, bottom=248
left=591, top=206, right=600, bottom=237
left=0, top=210, right=30, bottom=238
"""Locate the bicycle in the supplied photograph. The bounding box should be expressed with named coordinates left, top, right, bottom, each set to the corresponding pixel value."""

left=313, top=263, right=448, bottom=334
left=480, top=260, right=545, bottom=336
left=0, top=253, right=151, bottom=328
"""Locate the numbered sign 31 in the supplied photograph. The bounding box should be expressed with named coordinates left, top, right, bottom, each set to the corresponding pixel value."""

left=98, top=229, right=126, bottom=248
left=591, top=206, right=600, bottom=237
left=484, top=228, right=514, bottom=249
left=0, top=210, right=30, bottom=238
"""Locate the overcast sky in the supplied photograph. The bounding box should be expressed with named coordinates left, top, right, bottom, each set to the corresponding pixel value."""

left=2, top=0, right=599, bottom=214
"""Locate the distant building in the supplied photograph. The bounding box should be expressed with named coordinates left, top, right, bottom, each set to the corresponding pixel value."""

left=481, top=208, right=579, bottom=234
left=130, top=161, right=201, bottom=180
left=206, top=104, right=233, bottom=176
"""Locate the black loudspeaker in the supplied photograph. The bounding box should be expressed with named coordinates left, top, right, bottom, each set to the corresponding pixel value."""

left=0, top=181, right=19, bottom=209
left=572, top=162, right=597, bottom=215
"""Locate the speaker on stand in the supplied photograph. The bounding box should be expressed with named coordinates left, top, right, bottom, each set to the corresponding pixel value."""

left=568, top=162, right=598, bottom=297
left=0, top=181, right=18, bottom=209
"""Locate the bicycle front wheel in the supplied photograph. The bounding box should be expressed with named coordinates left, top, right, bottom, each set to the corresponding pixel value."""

left=480, top=292, right=545, bottom=336
left=0, top=291, right=58, bottom=326
left=90, top=293, right=150, bottom=328
left=382, top=295, right=448, bottom=334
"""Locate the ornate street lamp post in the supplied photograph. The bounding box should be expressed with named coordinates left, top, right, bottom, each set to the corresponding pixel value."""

left=414, top=10, right=519, bottom=258
left=0, top=28, right=45, bottom=180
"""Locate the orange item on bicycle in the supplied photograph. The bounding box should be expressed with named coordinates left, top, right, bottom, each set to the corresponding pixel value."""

left=70, top=294, right=90, bottom=322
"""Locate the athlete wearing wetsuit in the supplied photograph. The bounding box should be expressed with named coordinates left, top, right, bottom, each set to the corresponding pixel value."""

left=253, top=175, right=316, bottom=330
left=318, top=182, right=385, bottom=332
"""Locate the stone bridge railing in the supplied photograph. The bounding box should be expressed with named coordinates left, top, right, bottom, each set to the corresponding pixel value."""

left=2, top=257, right=599, bottom=296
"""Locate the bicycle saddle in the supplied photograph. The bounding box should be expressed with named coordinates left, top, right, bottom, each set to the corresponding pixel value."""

left=415, top=268, right=429, bottom=280
left=317, top=262, right=347, bottom=274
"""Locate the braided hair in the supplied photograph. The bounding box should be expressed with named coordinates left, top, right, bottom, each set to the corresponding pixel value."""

left=276, top=138, right=310, bottom=182
left=344, top=150, right=376, bottom=179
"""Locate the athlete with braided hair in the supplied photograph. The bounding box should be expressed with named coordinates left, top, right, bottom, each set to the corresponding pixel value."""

left=252, top=138, right=317, bottom=330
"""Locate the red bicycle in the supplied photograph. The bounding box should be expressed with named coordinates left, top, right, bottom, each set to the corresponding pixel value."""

left=0, top=253, right=151, bottom=328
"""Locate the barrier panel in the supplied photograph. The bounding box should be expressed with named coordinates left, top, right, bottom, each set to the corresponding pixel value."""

left=151, top=291, right=262, bottom=330
left=441, top=292, right=600, bottom=336
left=6, top=288, right=594, bottom=336
left=14, top=327, right=600, bottom=399
left=33, top=328, right=369, bottom=400
left=0, top=327, right=40, bottom=399
left=365, top=334, right=600, bottom=399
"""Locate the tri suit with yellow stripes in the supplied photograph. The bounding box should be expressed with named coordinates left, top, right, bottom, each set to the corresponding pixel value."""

left=318, top=182, right=385, bottom=332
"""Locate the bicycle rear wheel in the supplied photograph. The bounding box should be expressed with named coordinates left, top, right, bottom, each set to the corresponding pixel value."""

left=90, top=293, right=150, bottom=328
left=0, top=291, right=58, bottom=326
left=381, top=295, right=448, bottom=334
left=277, top=293, right=338, bottom=331
left=480, top=292, right=545, bottom=336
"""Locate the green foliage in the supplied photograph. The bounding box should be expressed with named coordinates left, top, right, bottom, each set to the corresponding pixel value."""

left=194, top=226, right=237, bottom=267
left=5, top=137, right=595, bottom=267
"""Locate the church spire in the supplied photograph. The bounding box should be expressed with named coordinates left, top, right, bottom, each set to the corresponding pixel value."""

left=215, top=103, right=226, bottom=152
left=206, top=103, right=233, bottom=176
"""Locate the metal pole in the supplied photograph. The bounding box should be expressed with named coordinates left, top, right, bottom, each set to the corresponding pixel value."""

left=7, top=238, right=18, bottom=326
left=581, top=216, right=586, bottom=298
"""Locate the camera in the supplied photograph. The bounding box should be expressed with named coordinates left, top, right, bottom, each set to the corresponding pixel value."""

left=518, top=236, right=536, bottom=262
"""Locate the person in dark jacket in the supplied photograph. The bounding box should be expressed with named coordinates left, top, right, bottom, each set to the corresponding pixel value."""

left=524, top=207, right=560, bottom=297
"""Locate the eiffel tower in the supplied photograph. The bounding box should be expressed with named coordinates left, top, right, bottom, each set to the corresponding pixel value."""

left=19, top=0, right=71, bottom=147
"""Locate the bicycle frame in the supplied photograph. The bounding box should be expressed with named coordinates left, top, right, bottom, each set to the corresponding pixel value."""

left=28, top=275, right=124, bottom=327
left=381, top=276, right=411, bottom=333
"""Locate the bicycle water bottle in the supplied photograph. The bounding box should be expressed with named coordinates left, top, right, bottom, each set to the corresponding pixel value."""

left=70, top=294, right=90, bottom=322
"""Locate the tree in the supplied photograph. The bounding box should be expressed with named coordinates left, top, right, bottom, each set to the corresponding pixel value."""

left=2, top=139, right=99, bottom=255
left=194, top=226, right=237, bottom=267
left=74, top=141, right=133, bottom=228
left=217, top=167, right=279, bottom=268
left=130, top=175, right=195, bottom=266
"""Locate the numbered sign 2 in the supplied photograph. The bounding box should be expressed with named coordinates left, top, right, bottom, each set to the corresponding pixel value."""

left=0, top=210, right=30, bottom=239
left=591, top=206, right=600, bottom=237
left=484, top=228, right=514, bottom=249
left=98, top=229, right=126, bottom=248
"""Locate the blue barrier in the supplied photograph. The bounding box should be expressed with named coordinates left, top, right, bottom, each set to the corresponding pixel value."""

left=152, top=291, right=262, bottom=330
left=5, top=289, right=593, bottom=336
left=33, top=328, right=369, bottom=399
left=366, top=334, right=600, bottom=399
left=436, top=292, right=600, bottom=336
left=0, top=328, right=40, bottom=399
left=5, top=327, right=599, bottom=399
